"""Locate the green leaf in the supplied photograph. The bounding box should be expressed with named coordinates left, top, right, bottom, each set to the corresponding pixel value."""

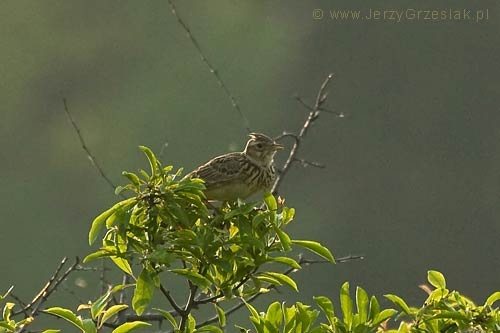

left=264, top=302, right=283, bottom=331
left=91, top=290, right=110, bottom=319
left=281, top=207, right=295, bottom=224
left=90, top=285, right=131, bottom=321
left=41, top=330, right=61, bottom=333
left=122, top=171, right=141, bottom=186
left=260, top=272, right=298, bottom=292
left=244, top=300, right=260, bottom=320
left=171, top=269, right=211, bottom=290
left=111, top=321, right=151, bottom=333
left=264, top=192, right=277, bottom=211
left=214, top=304, right=226, bottom=327
left=384, top=294, right=410, bottom=314
left=485, top=291, right=500, bottom=306
left=44, top=307, right=85, bottom=331
left=314, top=296, right=335, bottom=326
left=283, top=305, right=297, bottom=333
left=372, top=309, right=397, bottom=326
left=132, top=269, right=155, bottom=315
left=274, top=228, right=292, bottom=251
left=194, top=325, right=224, bottom=333
left=432, top=311, right=470, bottom=321
left=83, top=249, right=112, bottom=263
left=269, top=256, right=301, bottom=269
left=111, top=256, right=133, bottom=276
left=139, top=146, right=159, bottom=176
left=88, top=284, right=132, bottom=322
left=82, top=319, right=97, bottom=333
left=356, top=286, right=369, bottom=322
left=0, top=321, right=15, bottom=331
left=106, top=206, right=131, bottom=228
left=139, top=169, right=150, bottom=180
left=291, top=240, right=335, bottom=263
left=295, top=302, right=317, bottom=332
left=187, top=314, right=196, bottom=332
left=100, top=305, right=128, bottom=326
left=340, top=282, right=352, bottom=327
left=154, top=308, right=178, bottom=329
left=89, top=199, right=135, bottom=245
left=256, top=275, right=282, bottom=286
left=427, top=270, right=446, bottom=289
left=224, top=202, right=257, bottom=219
left=368, top=296, right=380, bottom=320
left=3, top=302, right=14, bottom=322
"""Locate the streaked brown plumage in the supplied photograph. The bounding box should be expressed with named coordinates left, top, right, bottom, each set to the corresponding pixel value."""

left=187, top=133, right=283, bottom=201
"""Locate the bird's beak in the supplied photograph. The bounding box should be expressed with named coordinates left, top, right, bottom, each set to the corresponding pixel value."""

left=273, top=143, right=284, bottom=150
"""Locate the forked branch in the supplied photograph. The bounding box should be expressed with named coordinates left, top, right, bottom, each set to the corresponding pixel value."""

left=272, top=73, right=343, bottom=194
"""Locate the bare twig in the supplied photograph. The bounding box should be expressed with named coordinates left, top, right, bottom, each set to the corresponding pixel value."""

left=179, top=281, right=198, bottom=331
left=272, top=73, right=340, bottom=194
left=292, top=158, right=326, bottom=169
left=63, top=99, right=124, bottom=198
left=8, top=293, right=29, bottom=317
left=13, top=257, right=80, bottom=318
left=167, top=0, right=251, bottom=133
left=160, top=284, right=184, bottom=316
left=295, top=96, right=315, bottom=112
left=336, top=254, right=365, bottom=263
left=100, top=260, right=110, bottom=296
left=14, top=257, right=68, bottom=316
left=296, top=96, right=343, bottom=116
left=274, top=132, right=300, bottom=144
left=30, top=258, right=81, bottom=316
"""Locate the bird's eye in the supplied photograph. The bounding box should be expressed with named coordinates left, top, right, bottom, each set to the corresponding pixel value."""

left=256, top=143, right=263, bottom=149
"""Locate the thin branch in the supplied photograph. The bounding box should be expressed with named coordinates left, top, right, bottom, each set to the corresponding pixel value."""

left=274, top=132, right=300, bottom=144
left=123, top=312, right=169, bottom=322
left=116, top=273, right=131, bottom=324
left=13, top=257, right=80, bottom=318
left=179, top=281, right=198, bottom=331
left=318, top=107, right=344, bottom=116
left=8, top=293, right=29, bottom=317
left=13, top=257, right=67, bottom=316
left=272, top=73, right=338, bottom=194
left=167, top=0, right=251, bottom=133
left=62, top=99, right=124, bottom=198
left=335, top=254, right=365, bottom=263
left=160, top=284, right=184, bottom=316
left=295, top=96, right=315, bottom=111
left=100, top=260, right=108, bottom=295
left=61, top=284, right=87, bottom=305
left=30, top=258, right=81, bottom=316
left=292, top=158, right=326, bottom=169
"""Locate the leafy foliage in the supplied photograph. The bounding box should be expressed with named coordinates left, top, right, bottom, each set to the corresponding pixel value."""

left=82, top=146, right=332, bottom=331
left=1, top=147, right=499, bottom=333
left=385, top=270, right=500, bottom=333
left=237, top=271, right=500, bottom=333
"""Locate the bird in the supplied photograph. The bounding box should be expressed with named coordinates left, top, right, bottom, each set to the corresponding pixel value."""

left=186, top=133, right=284, bottom=201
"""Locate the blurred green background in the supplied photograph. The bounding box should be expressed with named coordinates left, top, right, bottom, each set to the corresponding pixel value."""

left=1, top=0, right=499, bottom=330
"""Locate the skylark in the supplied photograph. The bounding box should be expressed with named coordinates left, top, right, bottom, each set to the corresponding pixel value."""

left=187, top=133, right=284, bottom=201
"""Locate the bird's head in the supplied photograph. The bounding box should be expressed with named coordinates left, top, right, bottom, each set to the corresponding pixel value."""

left=244, top=133, right=284, bottom=166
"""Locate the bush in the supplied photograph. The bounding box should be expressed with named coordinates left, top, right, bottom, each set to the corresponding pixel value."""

left=1, top=147, right=498, bottom=333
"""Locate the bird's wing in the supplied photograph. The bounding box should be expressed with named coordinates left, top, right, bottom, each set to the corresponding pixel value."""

left=188, top=153, right=246, bottom=187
